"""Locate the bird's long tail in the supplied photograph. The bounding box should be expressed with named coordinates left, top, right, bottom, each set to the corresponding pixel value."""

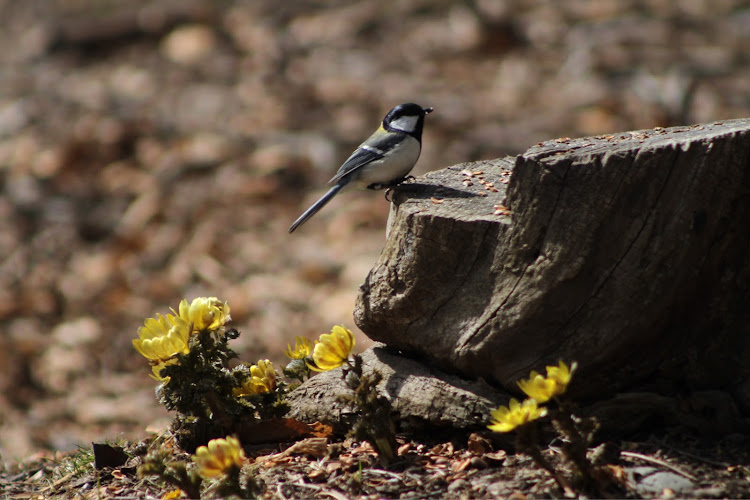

left=288, top=183, right=345, bottom=233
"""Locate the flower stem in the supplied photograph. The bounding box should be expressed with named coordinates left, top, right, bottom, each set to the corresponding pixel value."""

left=516, top=423, right=576, bottom=497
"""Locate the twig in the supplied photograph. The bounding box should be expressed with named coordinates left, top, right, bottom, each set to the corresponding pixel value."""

left=321, top=489, right=351, bottom=500
left=277, top=480, right=327, bottom=499
left=276, top=483, right=289, bottom=500
left=523, top=445, right=576, bottom=497
left=661, top=444, right=731, bottom=468
left=364, top=468, right=404, bottom=480
left=620, top=451, right=697, bottom=481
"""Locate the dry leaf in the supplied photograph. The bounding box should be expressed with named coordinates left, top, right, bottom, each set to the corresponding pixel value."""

left=306, top=421, right=334, bottom=438
left=307, top=468, right=327, bottom=482
left=467, top=433, right=491, bottom=454
left=484, top=450, right=507, bottom=463
left=430, top=442, right=454, bottom=455
left=326, top=461, right=342, bottom=474
left=451, top=458, right=472, bottom=472
left=236, top=418, right=312, bottom=444
left=282, top=437, right=329, bottom=458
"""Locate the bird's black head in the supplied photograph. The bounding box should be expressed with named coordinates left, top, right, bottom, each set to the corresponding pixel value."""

left=382, top=103, right=433, bottom=139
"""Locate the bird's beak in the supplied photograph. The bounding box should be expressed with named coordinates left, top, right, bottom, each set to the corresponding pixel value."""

left=424, top=107, right=434, bottom=114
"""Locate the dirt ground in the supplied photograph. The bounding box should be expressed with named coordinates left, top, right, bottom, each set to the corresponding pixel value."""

left=4, top=429, right=750, bottom=498
left=1, top=0, right=750, bottom=497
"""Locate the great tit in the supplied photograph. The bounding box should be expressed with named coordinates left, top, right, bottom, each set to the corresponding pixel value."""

left=288, top=103, right=433, bottom=233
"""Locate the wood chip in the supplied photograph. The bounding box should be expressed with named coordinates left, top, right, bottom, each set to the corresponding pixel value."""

left=494, top=204, right=512, bottom=216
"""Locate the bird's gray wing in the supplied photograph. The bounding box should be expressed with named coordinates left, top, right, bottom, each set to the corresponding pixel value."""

left=328, top=132, right=404, bottom=185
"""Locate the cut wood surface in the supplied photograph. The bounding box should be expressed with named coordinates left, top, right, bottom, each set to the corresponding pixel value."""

left=355, top=119, right=750, bottom=409
left=286, top=345, right=507, bottom=432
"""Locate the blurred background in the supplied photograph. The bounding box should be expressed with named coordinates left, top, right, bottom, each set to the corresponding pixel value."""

left=0, top=0, right=748, bottom=460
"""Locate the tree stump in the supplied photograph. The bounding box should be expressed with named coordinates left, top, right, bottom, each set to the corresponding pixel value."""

left=285, top=345, right=506, bottom=433
left=355, top=118, right=750, bottom=410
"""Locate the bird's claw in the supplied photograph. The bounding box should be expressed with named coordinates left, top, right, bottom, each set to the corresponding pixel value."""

left=383, top=175, right=417, bottom=201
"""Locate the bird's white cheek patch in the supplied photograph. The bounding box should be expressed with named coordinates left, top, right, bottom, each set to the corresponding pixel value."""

left=390, top=115, right=419, bottom=133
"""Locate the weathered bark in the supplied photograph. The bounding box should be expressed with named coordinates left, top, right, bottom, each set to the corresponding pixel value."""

left=285, top=345, right=506, bottom=432
left=285, top=347, right=748, bottom=436
left=355, top=119, right=750, bottom=409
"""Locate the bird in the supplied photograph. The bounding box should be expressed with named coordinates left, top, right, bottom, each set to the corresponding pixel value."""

left=288, top=103, right=433, bottom=233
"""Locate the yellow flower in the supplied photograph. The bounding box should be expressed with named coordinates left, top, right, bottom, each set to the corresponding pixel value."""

left=307, top=325, right=355, bottom=372
left=488, top=398, right=548, bottom=433
left=517, top=361, right=577, bottom=403
left=284, top=336, right=314, bottom=359
left=547, top=360, right=576, bottom=386
left=133, top=313, right=191, bottom=363
left=161, top=489, right=184, bottom=500
left=150, top=358, right=179, bottom=383
left=175, top=297, right=231, bottom=333
left=233, top=360, right=277, bottom=396
left=192, top=436, right=245, bottom=478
